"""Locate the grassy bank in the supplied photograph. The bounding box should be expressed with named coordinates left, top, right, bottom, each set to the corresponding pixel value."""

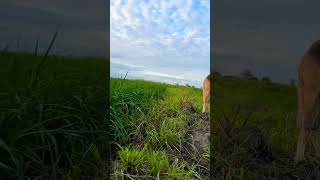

left=110, top=78, right=209, bottom=179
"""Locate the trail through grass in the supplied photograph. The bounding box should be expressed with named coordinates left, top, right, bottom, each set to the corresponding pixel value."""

left=110, top=79, right=209, bottom=179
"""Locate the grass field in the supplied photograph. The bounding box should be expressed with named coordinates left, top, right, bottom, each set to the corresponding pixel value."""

left=4, top=50, right=320, bottom=179
left=110, top=78, right=210, bottom=179
left=211, top=72, right=320, bottom=179
left=0, top=51, right=210, bottom=179
left=0, top=52, right=109, bottom=179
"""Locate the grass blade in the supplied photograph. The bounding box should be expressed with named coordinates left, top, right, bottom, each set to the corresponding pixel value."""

left=31, top=24, right=60, bottom=88
left=34, top=39, right=39, bottom=56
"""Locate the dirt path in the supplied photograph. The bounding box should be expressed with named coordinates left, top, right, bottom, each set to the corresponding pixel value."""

left=180, top=101, right=210, bottom=179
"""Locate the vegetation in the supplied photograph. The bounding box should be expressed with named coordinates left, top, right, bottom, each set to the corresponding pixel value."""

left=0, top=51, right=109, bottom=179
left=0, top=46, right=209, bottom=179
left=4, top=48, right=316, bottom=179
left=110, top=78, right=209, bottom=179
left=211, top=71, right=320, bottom=179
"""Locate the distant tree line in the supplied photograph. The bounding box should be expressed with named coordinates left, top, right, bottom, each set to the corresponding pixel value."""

left=208, top=69, right=296, bottom=86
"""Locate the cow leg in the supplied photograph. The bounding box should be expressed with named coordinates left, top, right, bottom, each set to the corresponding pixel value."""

left=311, top=130, right=320, bottom=157
left=295, top=105, right=315, bottom=162
left=311, top=95, right=320, bottom=156
left=202, top=96, right=207, bottom=113
left=295, top=102, right=319, bottom=162
left=202, top=86, right=206, bottom=113
left=202, top=90, right=209, bottom=113
left=202, top=102, right=206, bottom=113
left=295, top=127, right=307, bottom=162
left=295, top=78, right=319, bottom=162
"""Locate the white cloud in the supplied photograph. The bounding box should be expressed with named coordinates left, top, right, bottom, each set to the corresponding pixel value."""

left=141, top=70, right=185, bottom=80
left=111, top=0, right=210, bottom=87
left=182, top=28, right=197, bottom=43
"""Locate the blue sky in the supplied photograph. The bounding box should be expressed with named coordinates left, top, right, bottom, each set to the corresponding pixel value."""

left=110, top=0, right=210, bottom=87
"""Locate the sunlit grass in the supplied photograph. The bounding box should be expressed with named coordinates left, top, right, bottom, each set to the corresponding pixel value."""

left=112, top=145, right=195, bottom=179
left=110, top=79, right=206, bottom=179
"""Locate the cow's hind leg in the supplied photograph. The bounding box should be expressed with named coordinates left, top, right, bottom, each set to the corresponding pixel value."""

left=295, top=127, right=307, bottom=162
left=295, top=96, right=320, bottom=162
left=311, top=95, right=320, bottom=157
left=202, top=97, right=207, bottom=113
left=202, top=102, right=206, bottom=113
left=295, top=79, right=320, bottom=162
left=295, top=83, right=307, bottom=162
left=202, top=89, right=209, bottom=113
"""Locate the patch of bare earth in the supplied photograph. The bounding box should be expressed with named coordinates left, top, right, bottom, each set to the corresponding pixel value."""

left=179, top=100, right=210, bottom=180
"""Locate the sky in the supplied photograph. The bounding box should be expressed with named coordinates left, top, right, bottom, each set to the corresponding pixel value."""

left=0, top=0, right=107, bottom=57
left=110, top=0, right=210, bottom=88
left=214, top=0, right=320, bottom=83
left=2, top=0, right=316, bottom=85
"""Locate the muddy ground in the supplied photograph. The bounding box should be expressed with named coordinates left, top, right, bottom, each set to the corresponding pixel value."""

left=180, top=101, right=210, bottom=179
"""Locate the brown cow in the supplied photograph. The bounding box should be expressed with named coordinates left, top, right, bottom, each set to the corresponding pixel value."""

left=295, top=40, right=320, bottom=162
left=202, top=74, right=211, bottom=113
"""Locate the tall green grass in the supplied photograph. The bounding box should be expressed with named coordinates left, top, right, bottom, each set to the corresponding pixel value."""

left=110, top=78, right=166, bottom=143
left=0, top=52, right=109, bottom=179
left=210, top=72, right=316, bottom=179
left=110, top=79, right=205, bottom=179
